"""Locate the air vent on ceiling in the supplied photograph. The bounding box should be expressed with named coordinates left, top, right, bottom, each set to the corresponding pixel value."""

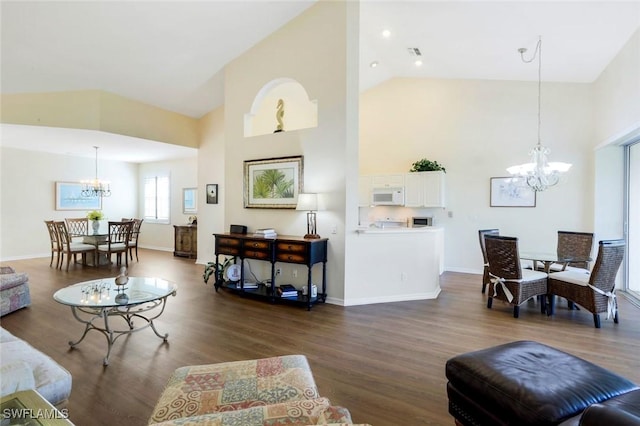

left=407, top=47, right=422, bottom=57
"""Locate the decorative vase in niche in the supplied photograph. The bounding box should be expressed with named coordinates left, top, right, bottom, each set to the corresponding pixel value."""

left=92, top=220, right=100, bottom=234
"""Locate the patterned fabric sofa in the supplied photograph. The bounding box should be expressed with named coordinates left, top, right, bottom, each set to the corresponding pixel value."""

left=0, top=326, right=73, bottom=409
left=148, top=355, right=368, bottom=426
left=0, top=266, right=31, bottom=316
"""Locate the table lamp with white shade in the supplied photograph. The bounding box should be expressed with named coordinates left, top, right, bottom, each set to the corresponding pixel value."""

left=296, top=193, right=320, bottom=239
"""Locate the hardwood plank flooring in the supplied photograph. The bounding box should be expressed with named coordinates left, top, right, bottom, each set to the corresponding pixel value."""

left=2, top=250, right=640, bottom=425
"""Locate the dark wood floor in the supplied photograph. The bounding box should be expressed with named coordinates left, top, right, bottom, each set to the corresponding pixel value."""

left=2, top=250, right=640, bottom=425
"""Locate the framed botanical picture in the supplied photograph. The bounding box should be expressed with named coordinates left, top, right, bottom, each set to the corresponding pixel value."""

left=206, top=184, right=218, bottom=204
left=490, top=177, right=536, bottom=207
left=244, top=156, right=303, bottom=209
left=55, top=182, right=102, bottom=210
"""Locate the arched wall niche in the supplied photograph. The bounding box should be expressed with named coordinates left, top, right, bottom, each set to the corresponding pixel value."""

left=244, top=78, right=318, bottom=137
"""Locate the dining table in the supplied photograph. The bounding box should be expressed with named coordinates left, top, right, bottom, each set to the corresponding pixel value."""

left=79, top=224, right=109, bottom=266
left=519, top=251, right=592, bottom=273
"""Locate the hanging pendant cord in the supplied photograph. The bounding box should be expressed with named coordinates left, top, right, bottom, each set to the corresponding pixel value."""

left=519, top=37, right=542, bottom=147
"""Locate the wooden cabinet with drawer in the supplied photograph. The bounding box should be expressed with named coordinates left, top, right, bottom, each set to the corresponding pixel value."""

left=212, top=233, right=328, bottom=310
left=174, top=225, right=197, bottom=259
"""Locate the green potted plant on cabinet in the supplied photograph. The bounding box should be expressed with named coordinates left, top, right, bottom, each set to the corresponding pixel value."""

left=409, top=158, right=446, bottom=173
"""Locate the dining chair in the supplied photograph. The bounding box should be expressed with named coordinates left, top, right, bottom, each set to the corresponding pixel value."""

left=484, top=235, right=548, bottom=318
left=126, top=218, right=144, bottom=262
left=54, top=221, right=97, bottom=271
left=65, top=218, right=89, bottom=239
left=547, top=239, right=625, bottom=328
left=44, top=220, right=62, bottom=268
left=478, top=229, right=499, bottom=293
left=540, top=231, right=594, bottom=273
left=97, top=221, right=134, bottom=267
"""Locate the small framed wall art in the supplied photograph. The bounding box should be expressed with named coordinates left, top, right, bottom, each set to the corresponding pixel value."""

left=490, top=177, right=536, bottom=207
left=206, top=184, right=218, bottom=204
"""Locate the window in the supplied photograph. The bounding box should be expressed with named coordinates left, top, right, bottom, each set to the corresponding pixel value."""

left=144, top=176, right=170, bottom=223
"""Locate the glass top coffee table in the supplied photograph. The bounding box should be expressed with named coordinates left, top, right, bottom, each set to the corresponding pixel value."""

left=53, top=277, right=177, bottom=365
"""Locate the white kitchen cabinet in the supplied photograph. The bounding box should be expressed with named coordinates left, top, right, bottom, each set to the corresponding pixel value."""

left=370, top=174, right=404, bottom=188
left=404, top=171, right=445, bottom=208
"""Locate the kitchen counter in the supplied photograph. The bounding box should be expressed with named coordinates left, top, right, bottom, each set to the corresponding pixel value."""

left=356, top=226, right=442, bottom=234
left=345, top=226, right=444, bottom=305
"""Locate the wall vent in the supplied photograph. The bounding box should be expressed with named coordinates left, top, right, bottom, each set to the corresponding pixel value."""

left=407, top=47, right=422, bottom=57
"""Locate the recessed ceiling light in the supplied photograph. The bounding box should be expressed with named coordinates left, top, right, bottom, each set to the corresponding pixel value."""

left=382, top=29, right=391, bottom=38
left=414, top=60, right=423, bottom=67
left=370, top=61, right=379, bottom=68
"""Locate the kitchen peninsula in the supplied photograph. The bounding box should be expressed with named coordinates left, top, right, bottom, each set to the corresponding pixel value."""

left=346, top=226, right=444, bottom=305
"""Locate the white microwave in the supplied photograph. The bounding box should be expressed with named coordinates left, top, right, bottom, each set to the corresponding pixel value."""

left=371, top=187, right=404, bottom=206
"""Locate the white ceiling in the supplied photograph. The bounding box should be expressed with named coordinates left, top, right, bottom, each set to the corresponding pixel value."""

left=1, top=1, right=639, bottom=162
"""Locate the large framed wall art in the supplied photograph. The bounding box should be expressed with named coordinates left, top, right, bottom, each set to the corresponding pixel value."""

left=490, top=177, right=536, bottom=207
left=55, top=182, right=102, bottom=210
left=243, top=156, right=303, bottom=209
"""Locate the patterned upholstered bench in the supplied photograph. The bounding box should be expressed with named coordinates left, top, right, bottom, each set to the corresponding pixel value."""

left=148, top=355, right=364, bottom=426
left=0, top=266, right=31, bottom=316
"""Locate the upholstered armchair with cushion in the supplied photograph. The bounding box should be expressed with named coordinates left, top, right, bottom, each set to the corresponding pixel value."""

left=0, top=266, right=31, bottom=316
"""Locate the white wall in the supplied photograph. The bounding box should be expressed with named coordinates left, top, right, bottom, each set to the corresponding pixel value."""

left=0, top=146, right=137, bottom=259
left=138, top=157, right=198, bottom=252
left=359, top=78, right=595, bottom=273
left=593, top=28, right=640, bottom=246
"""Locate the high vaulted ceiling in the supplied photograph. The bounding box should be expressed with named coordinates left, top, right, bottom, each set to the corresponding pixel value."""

left=1, top=1, right=639, bottom=162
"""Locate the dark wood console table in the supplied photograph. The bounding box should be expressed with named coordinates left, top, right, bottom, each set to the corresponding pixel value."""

left=213, top=233, right=328, bottom=310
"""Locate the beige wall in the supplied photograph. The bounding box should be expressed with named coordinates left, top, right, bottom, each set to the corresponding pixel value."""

left=197, top=106, right=226, bottom=262
left=208, top=0, right=359, bottom=304
left=1, top=90, right=199, bottom=148
left=359, top=77, right=595, bottom=273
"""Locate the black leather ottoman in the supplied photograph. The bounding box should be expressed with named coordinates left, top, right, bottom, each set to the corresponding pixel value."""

left=446, top=341, right=638, bottom=426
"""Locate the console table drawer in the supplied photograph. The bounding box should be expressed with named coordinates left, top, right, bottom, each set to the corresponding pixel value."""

left=276, top=253, right=306, bottom=263
left=218, top=237, right=241, bottom=247
left=217, top=246, right=240, bottom=256
left=245, top=250, right=271, bottom=260
left=245, top=240, right=271, bottom=250
left=276, top=242, right=307, bottom=254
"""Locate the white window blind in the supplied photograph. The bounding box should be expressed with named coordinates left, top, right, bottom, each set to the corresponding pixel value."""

left=144, top=176, right=170, bottom=223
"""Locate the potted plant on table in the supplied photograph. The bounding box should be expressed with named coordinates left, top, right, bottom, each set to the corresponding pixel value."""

left=87, top=210, right=104, bottom=234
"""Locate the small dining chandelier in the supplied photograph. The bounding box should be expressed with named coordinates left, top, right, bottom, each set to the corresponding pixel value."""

left=81, top=146, right=111, bottom=198
left=507, top=36, right=571, bottom=192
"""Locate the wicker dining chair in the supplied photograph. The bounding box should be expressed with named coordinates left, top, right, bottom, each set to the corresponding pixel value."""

left=484, top=235, right=548, bottom=318
left=478, top=229, right=499, bottom=293
left=97, top=221, right=134, bottom=267
left=547, top=239, right=625, bottom=328
left=44, top=220, right=62, bottom=268
left=540, top=230, right=594, bottom=273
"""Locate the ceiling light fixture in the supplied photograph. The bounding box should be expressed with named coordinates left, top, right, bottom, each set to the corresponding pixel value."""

left=414, top=59, right=423, bottom=67
left=382, top=29, right=391, bottom=38
left=370, top=61, right=379, bottom=68
left=81, top=146, right=111, bottom=198
left=507, top=36, right=571, bottom=192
